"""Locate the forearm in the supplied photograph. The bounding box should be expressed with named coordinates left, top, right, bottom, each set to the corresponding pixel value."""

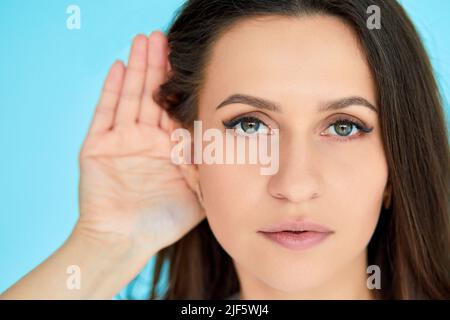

left=0, top=225, right=155, bottom=300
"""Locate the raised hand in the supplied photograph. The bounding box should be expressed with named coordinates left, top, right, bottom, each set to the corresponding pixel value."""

left=77, top=32, right=205, bottom=255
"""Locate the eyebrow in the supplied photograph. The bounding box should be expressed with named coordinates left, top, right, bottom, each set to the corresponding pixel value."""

left=215, top=93, right=378, bottom=114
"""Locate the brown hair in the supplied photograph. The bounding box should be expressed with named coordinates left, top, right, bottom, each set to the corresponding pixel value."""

left=149, top=0, right=450, bottom=299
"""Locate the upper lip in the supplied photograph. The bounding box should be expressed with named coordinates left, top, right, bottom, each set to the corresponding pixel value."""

left=258, top=218, right=333, bottom=233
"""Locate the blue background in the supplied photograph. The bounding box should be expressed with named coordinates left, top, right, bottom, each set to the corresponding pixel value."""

left=1, top=0, right=449, bottom=298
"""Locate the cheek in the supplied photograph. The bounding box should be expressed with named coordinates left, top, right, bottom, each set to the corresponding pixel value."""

left=198, top=163, right=265, bottom=250
left=325, top=140, right=388, bottom=252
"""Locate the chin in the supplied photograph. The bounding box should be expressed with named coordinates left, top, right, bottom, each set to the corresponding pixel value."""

left=248, top=255, right=336, bottom=293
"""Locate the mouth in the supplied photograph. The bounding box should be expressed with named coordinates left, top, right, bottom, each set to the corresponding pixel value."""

left=257, top=219, right=334, bottom=251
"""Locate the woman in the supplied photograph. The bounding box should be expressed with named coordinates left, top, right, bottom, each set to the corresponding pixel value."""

left=1, top=0, right=449, bottom=299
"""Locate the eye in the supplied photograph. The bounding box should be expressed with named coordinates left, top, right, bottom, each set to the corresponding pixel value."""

left=321, top=117, right=373, bottom=142
left=222, top=116, right=271, bottom=136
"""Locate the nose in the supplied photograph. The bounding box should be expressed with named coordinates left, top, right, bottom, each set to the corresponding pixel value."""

left=268, top=135, right=323, bottom=203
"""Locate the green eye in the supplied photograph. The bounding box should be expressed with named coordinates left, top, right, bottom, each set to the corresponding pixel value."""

left=332, top=120, right=355, bottom=136
left=240, top=120, right=260, bottom=134
left=223, top=116, right=270, bottom=136
left=323, top=118, right=373, bottom=141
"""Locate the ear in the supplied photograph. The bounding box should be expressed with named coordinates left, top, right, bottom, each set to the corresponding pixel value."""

left=168, top=120, right=203, bottom=207
left=179, top=163, right=203, bottom=206
left=160, top=111, right=201, bottom=199
left=180, top=126, right=202, bottom=204
left=179, top=162, right=199, bottom=191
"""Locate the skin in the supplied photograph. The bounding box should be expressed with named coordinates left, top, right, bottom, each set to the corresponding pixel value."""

left=1, top=32, right=205, bottom=299
left=0, top=15, right=390, bottom=300
left=197, top=15, right=389, bottom=299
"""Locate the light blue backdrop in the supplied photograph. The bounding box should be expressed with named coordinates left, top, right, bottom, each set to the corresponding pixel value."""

left=1, top=0, right=449, bottom=298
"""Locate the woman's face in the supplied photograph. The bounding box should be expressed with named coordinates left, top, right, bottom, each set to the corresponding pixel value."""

left=196, top=15, right=388, bottom=297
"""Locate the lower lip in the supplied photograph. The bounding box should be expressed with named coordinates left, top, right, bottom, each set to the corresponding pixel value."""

left=259, top=230, right=332, bottom=251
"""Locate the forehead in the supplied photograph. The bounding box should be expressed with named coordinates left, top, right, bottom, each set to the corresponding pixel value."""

left=199, top=15, right=376, bottom=113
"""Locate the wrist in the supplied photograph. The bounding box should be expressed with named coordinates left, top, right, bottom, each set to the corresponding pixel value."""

left=63, top=223, right=156, bottom=298
left=69, top=221, right=156, bottom=263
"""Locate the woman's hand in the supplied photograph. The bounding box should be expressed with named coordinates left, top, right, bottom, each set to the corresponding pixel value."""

left=77, top=31, right=205, bottom=256
left=0, top=32, right=201, bottom=300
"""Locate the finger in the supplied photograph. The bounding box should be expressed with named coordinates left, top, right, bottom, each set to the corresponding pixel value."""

left=88, top=60, right=125, bottom=135
left=114, top=34, right=148, bottom=127
left=139, top=30, right=168, bottom=126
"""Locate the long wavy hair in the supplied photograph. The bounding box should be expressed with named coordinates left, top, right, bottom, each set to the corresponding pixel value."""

left=149, top=0, right=450, bottom=299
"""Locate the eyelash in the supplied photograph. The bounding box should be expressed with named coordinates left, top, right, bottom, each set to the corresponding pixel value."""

left=222, top=116, right=273, bottom=136
left=222, top=115, right=373, bottom=141
left=322, top=116, right=374, bottom=142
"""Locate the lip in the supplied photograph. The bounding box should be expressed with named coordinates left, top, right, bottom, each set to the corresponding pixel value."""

left=258, top=218, right=334, bottom=251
